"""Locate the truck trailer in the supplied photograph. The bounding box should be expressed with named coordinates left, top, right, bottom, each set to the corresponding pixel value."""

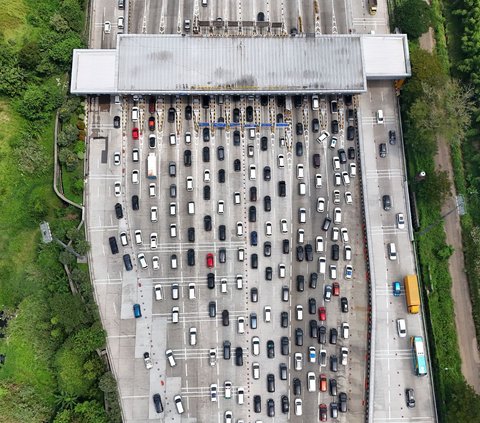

left=147, top=153, right=157, bottom=180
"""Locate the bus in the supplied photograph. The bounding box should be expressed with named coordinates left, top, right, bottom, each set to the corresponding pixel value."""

left=411, top=336, right=427, bottom=376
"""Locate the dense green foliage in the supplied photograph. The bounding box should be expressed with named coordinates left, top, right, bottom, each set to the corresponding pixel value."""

left=400, top=45, right=480, bottom=421
left=394, top=0, right=432, bottom=40
left=0, top=0, right=121, bottom=422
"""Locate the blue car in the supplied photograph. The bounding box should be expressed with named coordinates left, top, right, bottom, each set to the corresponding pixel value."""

left=250, top=231, right=258, bottom=246
left=393, top=281, right=401, bottom=297
left=133, top=303, right=142, bottom=318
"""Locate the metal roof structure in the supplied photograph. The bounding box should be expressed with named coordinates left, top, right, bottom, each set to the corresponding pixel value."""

left=70, top=34, right=410, bottom=95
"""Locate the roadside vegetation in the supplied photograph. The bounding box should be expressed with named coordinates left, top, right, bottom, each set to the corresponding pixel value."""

left=0, top=0, right=120, bottom=422
left=394, top=0, right=480, bottom=421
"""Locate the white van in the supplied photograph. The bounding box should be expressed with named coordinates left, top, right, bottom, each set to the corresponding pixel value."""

left=236, top=275, right=243, bottom=289
left=238, top=248, right=245, bottom=261
left=341, top=322, right=349, bottom=339
left=297, top=229, right=305, bottom=244
left=174, top=395, right=185, bottom=414
left=172, top=306, right=179, bottom=323
left=186, top=176, right=194, bottom=192
left=318, top=257, right=326, bottom=274
left=170, top=224, right=177, bottom=238
left=189, top=328, right=197, bottom=346
left=131, top=107, right=139, bottom=121
left=298, top=183, right=306, bottom=196
left=388, top=242, right=397, bottom=260
left=376, top=109, right=384, bottom=124
left=237, top=317, right=245, bottom=334
left=296, top=164, right=304, bottom=180
left=165, top=349, right=177, bottom=367
left=154, top=284, right=163, bottom=300
left=307, top=372, right=316, bottom=392
left=249, top=165, right=256, bottom=180
left=329, top=265, right=337, bottom=280
left=188, top=201, right=195, bottom=215
left=249, top=127, right=255, bottom=139
left=237, top=387, right=244, bottom=405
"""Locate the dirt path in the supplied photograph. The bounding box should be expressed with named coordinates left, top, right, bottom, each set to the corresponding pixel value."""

left=420, top=29, right=480, bottom=392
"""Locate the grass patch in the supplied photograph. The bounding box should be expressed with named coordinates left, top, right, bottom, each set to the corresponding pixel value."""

left=0, top=0, right=28, bottom=41
left=61, top=162, right=83, bottom=205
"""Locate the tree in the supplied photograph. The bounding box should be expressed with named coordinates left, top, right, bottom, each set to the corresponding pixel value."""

left=58, top=124, right=79, bottom=147
left=98, top=372, right=118, bottom=394
left=415, top=170, right=451, bottom=209
left=395, top=0, right=432, bottom=40
left=59, top=251, right=76, bottom=266
left=74, top=239, right=90, bottom=256
left=18, top=40, right=42, bottom=72
left=49, top=293, right=91, bottom=335
left=72, top=323, right=106, bottom=354
left=54, top=390, right=79, bottom=411
left=58, top=147, right=79, bottom=171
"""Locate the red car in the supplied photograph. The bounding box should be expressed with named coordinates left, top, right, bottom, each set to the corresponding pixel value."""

left=148, top=116, right=155, bottom=131
left=319, top=374, right=327, bottom=392
left=319, top=403, right=327, bottom=421
left=333, top=282, right=340, bottom=296
left=132, top=127, right=139, bottom=140
left=318, top=306, right=326, bottom=321
left=206, top=253, right=214, bottom=268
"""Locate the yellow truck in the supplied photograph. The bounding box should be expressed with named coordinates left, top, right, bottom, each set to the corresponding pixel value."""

left=368, top=0, right=378, bottom=15
left=404, top=274, right=420, bottom=314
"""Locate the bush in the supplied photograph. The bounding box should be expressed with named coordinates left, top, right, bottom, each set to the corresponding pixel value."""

left=395, top=0, right=432, bottom=40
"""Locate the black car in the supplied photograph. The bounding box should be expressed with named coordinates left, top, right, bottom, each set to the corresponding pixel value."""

left=233, top=130, right=241, bottom=145
left=207, top=273, right=215, bottom=289
left=201, top=95, right=210, bottom=108
left=249, top=206, right=256, bottom=222
left=296, top=245, right=304, bottom=262
left=254, top=395, right=261, bottom=413
left=267, top=374, right=275, bottom=393
left=347, top=125, right=355, bottom=140
left=261, top=95, right=269, bottom=106
left=265, top=266, right=273, bottom=281
left=276, top=113, right=284, bottom=123
left=185, top=105, right=192, bottom=120
left=250, top=312, right=258, bottom=329
left=308, top=297, right=316, bottom=314
left=132, top=195, right=139, bottom=210
left=233, top=108, right=240, bottom=123
left=168, top=107, right=175, bottom=123
left=188, top=227, right=195, bottom=242
left=281, top=395, right=289, bottom=414
left=108, top=236, right=119, bottom=254
left=281, top=336, right=289, bottom=355
left=202, top=146, right=210, bottom=162
left=168, top=162, right=176, bottom=176
left=204, top=215, right=212, bottom=231
left=293, top=378, right=301, bottom=396
left=282, top=239, right=290, bottom=254
left=246, top=106, right=254, bottom=122
left=313, top=153, right=321, bottom=168
left=263, top=166, right=271, bottom=181
left=251, top=253, right=258, bottom=269
left=310, top=272, right=318, bottom=289
left=277, top=95, right=286, bottom=107
left=331, top=244, right=340, bottom=261
left=218, top=169, right=225, bottom=183
left=294, top=95, right=302, bottom=108
left=208, top=301, right=216, bottom=317
left=317, top=325, right=327, bottom=344
left=305, top=244, right=313, bottom=261
left=330, top=378, right=338, bottom=396
left=261, top=136, right=268, bottom=151
left=383, top=194, right=392, bottom=210
left=339, top=392, right=348, bottom=413
left=250, top=231, right=258, bottom=246
left=331, top=119, right=339, bottom=134
left=330, top=328, right=338, bottom=345
left=310, top=319, right=318, bottom=338
left=281, top=311, right=288, bottom=328
left=296, top=275, right=305, bottom=292
left=341, top=297, right=349, bottom=313
left=187, top=249, right=195, bottom=266
left=235, top=346, right=243, bottom=366
left=389, top=130, right=397, bottom=145
left=267, top=398, right=275, bottom=417
left=114, top=203, right=123, bottom=219
left=203, top=127, right=210, bottom=142
left=344, top=94, right=353, bottom=106
left=405, top=388, right=415, bottom=408
left=251, top=287, right=259, bottom=302
left=123, top=254, right=132, bottom=271
left=379, top=143, right=387, bottom=158
left=169, top=183, right=177, bottom=198
left=222, top=310, right=229, bottom=326
left=153, top=394, right=163, bottom=413
left=267, top=340, right=275, bottom=358
left=203, top=185, right=210, bottom=200
left=295, top=141, right=303, bottom=156
left=218, top=225, right=226, bottom=241
left=338, top=149, right=347, bottom=164
left=184, top=149, right=192, bottom=166
left=312, top=118, right=320, bottom=132
left=264, top=241, right=271, bottom=257
left=113, top=115, right=120, bottom=128
left=279, top=362, right=287, bottom=380
left=250, top=187, right=257, bottom=202
left=296, top=122, right=304, bottom=135
left=348, top=147, right=356, bottom=160
left=295, top=328, right=303, bottom=346
left=330, top=354, right=338, bottom=372
left=234, top=159, right=241, bottom=171
left=278, top=181, right=286, bottom=197
left=223, top=340, right=231, bottom=359
left=264, top=195, right=271, bottom=211
left=217, top=146, right=225, bottom=161
left=219, top=248, right=226, bottom=263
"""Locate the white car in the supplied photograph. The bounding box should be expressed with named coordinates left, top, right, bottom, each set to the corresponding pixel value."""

left=252, top=337, right=260, bottom=356
left=150, top=232, right=158, bottom=248
left=134, top=230, right=142, bottom=244
left=204, top=170, right=211, bottom=182
left=296, top=164, right=304, bottom=179
left=334, top=172, right=341, bottom=186
left=236, top=221, right=243, bottom=236
left=332, top=157, right=340, bottom=171
left=349, top=162, right=357, bottom=177
left=120, top=232, right=128, bottom=246
left=345, top=191, right=353, bottom=204
left=315, top=236, right=324, bottom=252
left=249, top=164, right=256, bottom=180
left=224, top=381, right=232, bottom=399
left=278, top=154, right=285, bottom=168
left=132, top=170, right=139, bottom=184
left=345, top=265, right=353, bottom=279
left=171, top=254, right=178, bottom=269
left=143, top=352, right=153, bottom=369
left=344, top=245, right=352, bottom=261
left=397, top=318, right=407, bottom=337
left=170, top=224, right=177, bottom=238
left=341, top=347, right=349, bottom=365
left=315, top=174, right=322, bottom=188
left=295, top=399, right=303, bottom=416
left=297, top=228, right=305, bottom=244
left=132, top=148, right=139, bottom=162
left=280, top=219, right=288, bottom=233
left=298, top=208, right=306, bottom=224
left=104, top=21, right=111, bottom=33
left=329, top=136, right=337, bottom=149
left=308, top=346, right=316, bottom=363
left=332, top=227, right=339, bottom=242
left=294, top=352, right=303, bottom=371
left=138, top=253, right=148, bottom=269
left=188, top=283, right=196, bottom=299
left=341, top=227, right=349, bottom=243
left=334, top=207, right=342, bottom=224
left=279, top=264, right=286, bottom=278
left=265, top=221, right=272, bottom=236
left=296, top=305, right=303, bottom=320
left=333, top=189, right=341, bottom=204
left=252, top=362, right=260, bottom=379
left=317, top=131, right=330, bottom=144
left=312, top=94, right=319, bottom=110
left=169, top=202, right=176, bottom=216
left=210, top=384, right=218, bottom=402
left=342, top=170, right=351, bottom=186
left=113, top=152, right=121, bottom=165
left=264, top=306, right=272, bottom=322
left=217, top=200, right=224, bottom=214
left=169, top=133, right=176, bottom=145
left=154, top=284, right=163, bottom=300
left=186, top=176, right=193, bottom=192
left=185, top=132, right=192, bottom=144
left=114, top=181, right=121, bottom=197
left=234, top=192, right=241, bottom=204
left=317, top=197, right=325, bottom=213
left=149, top=183, right=156, bottom=197
left=152, top=256, right=159, bottom=270
left=397, top=213, right=405, bottom=229
left=150, top=206, right=158, bottom=222
left=221, top=279, right=227, bottom=293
